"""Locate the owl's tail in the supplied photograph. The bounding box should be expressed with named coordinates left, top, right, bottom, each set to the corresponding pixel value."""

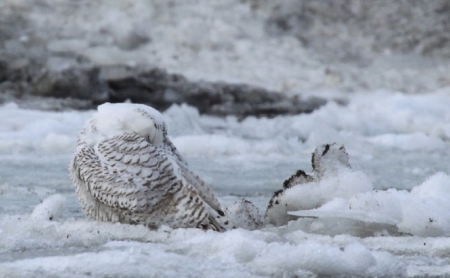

left=198, top=208, right=234, bottom=232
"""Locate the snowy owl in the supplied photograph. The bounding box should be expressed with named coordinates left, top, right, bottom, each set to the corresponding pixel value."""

left=69, top=103, right=230, bottom=231
left=265, top=143, right=351, bottom=226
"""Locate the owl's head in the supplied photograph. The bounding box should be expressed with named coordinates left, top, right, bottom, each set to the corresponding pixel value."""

left=79, top=103, right=167, bottom=147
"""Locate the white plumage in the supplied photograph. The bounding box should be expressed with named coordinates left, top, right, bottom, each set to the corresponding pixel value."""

left=70, top=103, right=230, bottom=231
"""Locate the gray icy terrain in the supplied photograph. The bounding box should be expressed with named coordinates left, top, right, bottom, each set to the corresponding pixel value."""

left=1, top=0, right=449, bottom=114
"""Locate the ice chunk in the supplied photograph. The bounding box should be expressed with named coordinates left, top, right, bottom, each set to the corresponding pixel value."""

left=265, top=143, right=372, bottom=226
left=289, top=209, right=398, bottom=225
left=225, top=198, right=263, bottom=230
left=30, top=194, right=66, bottom=221
left=163, top=104, right=204, bottom=137
left=399, top=172, right=450, bottom=236
left=289, top=172, right=450, bottom=237
left=0, top=102, right=91, bottom=153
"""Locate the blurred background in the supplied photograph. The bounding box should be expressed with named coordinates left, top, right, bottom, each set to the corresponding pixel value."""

left=1, top=0, right=449, bottom=116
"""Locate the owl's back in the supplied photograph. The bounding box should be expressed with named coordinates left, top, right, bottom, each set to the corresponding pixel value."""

left=70, top=104, right=229, bottom=231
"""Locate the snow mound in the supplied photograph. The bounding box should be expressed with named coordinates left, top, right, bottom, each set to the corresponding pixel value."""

left=30, top=194, right=66, bottom=221
left=289, top=170, right=450, bottom=236
left=225, top=198, right=263, bottom=230
left=265, top=143, right=372, bottom=226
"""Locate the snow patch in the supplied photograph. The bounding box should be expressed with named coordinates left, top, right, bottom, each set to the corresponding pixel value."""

left=30, top=194, right=66, bottom=221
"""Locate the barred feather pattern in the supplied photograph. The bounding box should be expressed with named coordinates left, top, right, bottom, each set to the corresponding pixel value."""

left=70, top=131, right=229, bottom=231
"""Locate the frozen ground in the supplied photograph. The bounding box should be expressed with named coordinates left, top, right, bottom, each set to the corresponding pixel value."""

left=1, top=91, right=450, bottom=277
left=1, top=0, right=450, bottom=277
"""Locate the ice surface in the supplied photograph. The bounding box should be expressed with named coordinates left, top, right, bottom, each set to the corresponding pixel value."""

left=0, top=213, right=406, bottom=278
left=289, top=172, right=450, bottom=237
left=1, top=0, right=450, bottom=275
left=1, top=91, right=450, bottom=276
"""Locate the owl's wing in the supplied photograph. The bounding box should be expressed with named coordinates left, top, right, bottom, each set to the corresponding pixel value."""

left=72, top=133, right=184, bottom=214
left=163, top=137, right=224, bottom=213
left=179, top=166, right=223, bottom=212
left=162, top=137, right=189, bottom=168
